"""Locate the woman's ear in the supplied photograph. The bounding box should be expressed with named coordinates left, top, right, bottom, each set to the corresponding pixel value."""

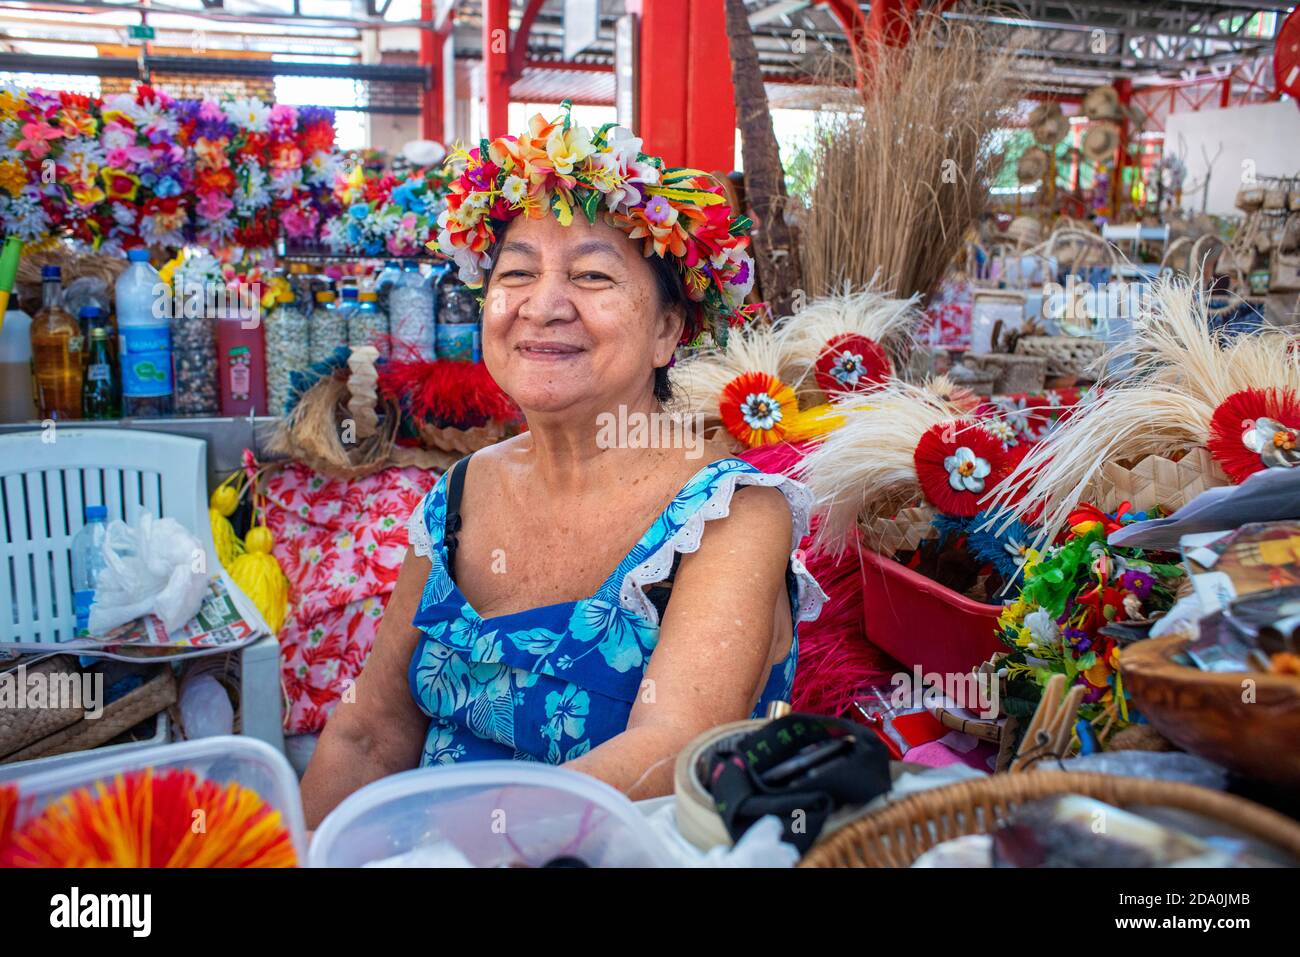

left=655, top=302, right=686, bottom=366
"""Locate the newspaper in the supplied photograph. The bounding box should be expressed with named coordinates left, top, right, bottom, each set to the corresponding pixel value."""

left=0, top=573, right=269, bottom=663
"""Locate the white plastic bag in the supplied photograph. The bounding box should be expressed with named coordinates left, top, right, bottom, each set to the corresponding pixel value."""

left=87, top=512, right=209, bottom=636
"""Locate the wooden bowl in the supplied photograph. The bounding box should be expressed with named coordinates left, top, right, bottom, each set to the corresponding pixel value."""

left=1122, top=634, right=1300, bottom=789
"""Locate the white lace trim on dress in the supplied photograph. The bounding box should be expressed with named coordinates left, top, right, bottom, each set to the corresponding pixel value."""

left=407, top=492, right=434, bottom=559
left=617, top=471, right=828, bottom=627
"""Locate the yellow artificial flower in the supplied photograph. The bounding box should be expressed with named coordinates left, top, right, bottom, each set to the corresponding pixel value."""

left=71, top=183, right=106, bottom=207
left=545, top=125, right=595, bottom=176
left=0, top=89, right=24, bottom=117
left=0, top=159, right=27, bottom=197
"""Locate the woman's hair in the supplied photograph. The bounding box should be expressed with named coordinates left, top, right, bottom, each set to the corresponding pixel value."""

left=480, top=221, right=691, bottom=403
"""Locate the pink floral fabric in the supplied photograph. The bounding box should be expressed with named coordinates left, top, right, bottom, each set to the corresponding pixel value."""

left=247, top=453, right=438, bottom=735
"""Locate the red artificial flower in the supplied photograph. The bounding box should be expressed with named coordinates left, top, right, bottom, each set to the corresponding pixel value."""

left=300, top=120, right=334, bottom=155
left=913, top=420, right=1011, bottom=517
left=814, top=333, right=892, bottom=397
left=1207, top=386, right=1300, bottom=483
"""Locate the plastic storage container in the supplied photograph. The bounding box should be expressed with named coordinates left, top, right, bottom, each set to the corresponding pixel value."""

left=0, top=293, right=36, bottom=423
left=310, top=761, right=672, bottom=868
left=859, top=546, right=1003, bottom=677
left=1, top=736, right=308, bottom=864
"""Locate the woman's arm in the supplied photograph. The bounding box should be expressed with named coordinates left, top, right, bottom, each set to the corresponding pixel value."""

left=300, top=550, right=432, bottom=827
left=564, top=484, right=794, bottom=798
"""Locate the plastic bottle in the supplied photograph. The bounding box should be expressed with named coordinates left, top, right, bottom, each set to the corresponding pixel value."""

left=216, top=302, right=268, bottom=417
left=82, top=326, right=121, bottom=419
left=0, top=289, right=37, bottom=423
left=376, top=260, right=402, bottom=304
left=390, top=262, right=435, bottom=360
left=435, top=271, right=482, bottom=362
left=349, top=289, right=389, bottom=357
left=179, top=672, right=235, bottom=738
left=309, top=289, right=345, bottom=364
left=116, top=248, right=173, bottom=417
left=30, top=265, right=83, bottom=420
left=263, top=277, right=308, bottom=416
left=337, top=284, right=359, bottom=344
left=70, top=505, right=109, bottom=637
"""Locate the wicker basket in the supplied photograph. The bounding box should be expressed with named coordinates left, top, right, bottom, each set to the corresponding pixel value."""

left=1014, top=336, right=1107, bottom=380
left=1095, top=447, right=1230, bottom=516
left=798, top=770, right=1300, bottom=867
left=966, top=353, right=1047, bottom=394
left=415, top=420, right=508, bottom=455
left=859, top=507, right=938, bottom=557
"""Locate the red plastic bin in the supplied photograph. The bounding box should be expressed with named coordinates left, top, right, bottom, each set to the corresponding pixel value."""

left=858, top=546, right=1005, bottom=678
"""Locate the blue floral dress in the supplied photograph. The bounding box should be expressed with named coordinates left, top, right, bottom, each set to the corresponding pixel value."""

left=404, top=457, right=825, bottom=766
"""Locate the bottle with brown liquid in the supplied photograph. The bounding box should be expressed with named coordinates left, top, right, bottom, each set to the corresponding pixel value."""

left=30, top=265, right=83, bottom=421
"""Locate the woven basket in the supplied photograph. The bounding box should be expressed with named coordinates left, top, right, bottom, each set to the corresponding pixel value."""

left=859, top=507, right=938, bottom=557
left=415, top=420, right=508, bottom=455
left=1014, top=336, right=1107, bottom=379
left=0, top=656, right=85, bottom=758
left=1095, top=447, right=1230, bottom=516
left=798, top=770, right=1300, bottom=867
left=966, top=353, right=1047, bottom=394
left=1, top=667, right=176, bottom=764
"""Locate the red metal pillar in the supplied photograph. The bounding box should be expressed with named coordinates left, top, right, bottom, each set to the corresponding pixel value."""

left=483, top=0, right=511, bottom=139
left=419, top=0, right=444, bottom=141
left=628, top=0, right=734, bottom=171
left=867, top=0, right=911, bottom=47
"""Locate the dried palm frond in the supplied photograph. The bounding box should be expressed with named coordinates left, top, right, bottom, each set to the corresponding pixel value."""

left=797, top=381, right=967, bottom=554
left=800, top=15, right=1023, bottom=302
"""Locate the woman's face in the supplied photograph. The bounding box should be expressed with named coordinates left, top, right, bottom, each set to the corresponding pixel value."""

left=481, top=213, right=683, bottom=416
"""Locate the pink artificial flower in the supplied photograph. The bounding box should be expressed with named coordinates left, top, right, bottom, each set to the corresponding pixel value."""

left=196, top=190, right=234, bottom=219
left=281, top=205, right=319, bottom=239
left=269, top=103, right=298, bottom=130
left=16, top=121, right=62, bottom=159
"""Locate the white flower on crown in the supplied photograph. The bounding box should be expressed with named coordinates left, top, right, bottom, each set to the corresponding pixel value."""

left=101, top=123, right=133, bottom=151
left=710, top=245, right=756, bottom=301
left=589, top=126, right=660, bottom=213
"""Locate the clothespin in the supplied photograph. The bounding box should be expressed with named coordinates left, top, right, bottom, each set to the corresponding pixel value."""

left=1010, top=673, right=1085, bottom=773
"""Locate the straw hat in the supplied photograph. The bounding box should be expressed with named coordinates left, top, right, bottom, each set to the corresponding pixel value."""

left=1016, top=146, right=1051, bottom=184
left=1083, top=123, right=1120, bottom=164
left=1082, top=84, right=1123, bottom=121
left=1006, top=215, right=1043, bottom=247
left=1028, top=101, right=1069, bottom=146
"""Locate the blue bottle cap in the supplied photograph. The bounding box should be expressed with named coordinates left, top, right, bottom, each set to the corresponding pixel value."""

left=127, top=248, right=150, bottom=263
left=79, top=305, right=102, bottom=319
left=85, top=505, right=107, bottom=521
left=41, top=265, right=61, bottom=279
left=342, top=286, right=358, bottom=299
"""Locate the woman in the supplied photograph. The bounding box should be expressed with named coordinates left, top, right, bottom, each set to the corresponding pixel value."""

left=302, top=108, right=822, bottom=827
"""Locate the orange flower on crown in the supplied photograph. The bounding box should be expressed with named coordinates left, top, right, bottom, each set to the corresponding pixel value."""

left=58, top=107, right=97, bottom=139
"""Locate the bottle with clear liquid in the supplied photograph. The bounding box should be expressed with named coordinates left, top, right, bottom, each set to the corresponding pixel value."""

left=30, top=265, right=83, bottom=421
left=116, top=248, right=173, bottom=417
left=0, top=289, right=37, bottom=423
left=82, top=326, right=121, bottom=419
left=71, top=505, right=109, bottom=637
left=390, top=262, right=435, bottom=360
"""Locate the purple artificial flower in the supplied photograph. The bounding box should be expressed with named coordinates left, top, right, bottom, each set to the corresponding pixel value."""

left=730, top=259, right=750, bottom=285
left=1064, top=628, right=1091, bottom=654
left=1120, top=569, right=1154, bottom=599
left=644, top=195, right=673, bottom=225
left=1081, top=683, right=1106, bottom=704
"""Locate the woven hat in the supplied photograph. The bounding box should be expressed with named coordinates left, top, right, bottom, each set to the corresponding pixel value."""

left=1016, top=147, right=1051, bottom=184
left=1028, top=102, right=1069, bottom=146
left=1006, top=215, right=1044, bottom=248
left=1083, top=123, right=1121, bottom=164
left=1082, top=84, right=1123, bottom=121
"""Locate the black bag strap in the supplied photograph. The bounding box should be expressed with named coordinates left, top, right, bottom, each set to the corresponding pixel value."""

left=443, top=453, right=473, bottom=576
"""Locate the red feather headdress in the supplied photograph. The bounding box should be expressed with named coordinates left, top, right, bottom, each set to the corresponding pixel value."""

left=1206, top=387, right=1300, bottom=483
left=914, top=420, right=1012, bottom=517
left=813, top=333, right=893, bottom=399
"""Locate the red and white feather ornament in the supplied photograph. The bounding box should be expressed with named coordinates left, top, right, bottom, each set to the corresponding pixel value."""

left=914, top=421, right=1011, bottom=517
left=1207, top=387, right=1300, bottom=483
left=813, top=333, right=893, bottom=399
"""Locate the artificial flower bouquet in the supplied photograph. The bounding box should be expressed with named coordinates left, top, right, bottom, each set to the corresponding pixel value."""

left=320, top=160, right=451, bottom=257
left=993, top=511, right=1184, bottom=745
left=0, top=83, right=340, bottom=253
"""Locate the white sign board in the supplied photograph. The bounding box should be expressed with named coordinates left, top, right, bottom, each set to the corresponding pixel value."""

left=564, top=0, right=601, bottom=60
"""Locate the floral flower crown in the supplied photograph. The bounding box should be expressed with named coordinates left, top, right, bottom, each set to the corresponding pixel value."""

left=429, top=100, right=757, bottom=344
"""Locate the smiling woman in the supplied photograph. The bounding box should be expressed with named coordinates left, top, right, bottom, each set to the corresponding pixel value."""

left=300, top=105, right=823, bottom=826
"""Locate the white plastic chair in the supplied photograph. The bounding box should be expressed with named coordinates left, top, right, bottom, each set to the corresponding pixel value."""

left=1, top=428, right=284, bottom=755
